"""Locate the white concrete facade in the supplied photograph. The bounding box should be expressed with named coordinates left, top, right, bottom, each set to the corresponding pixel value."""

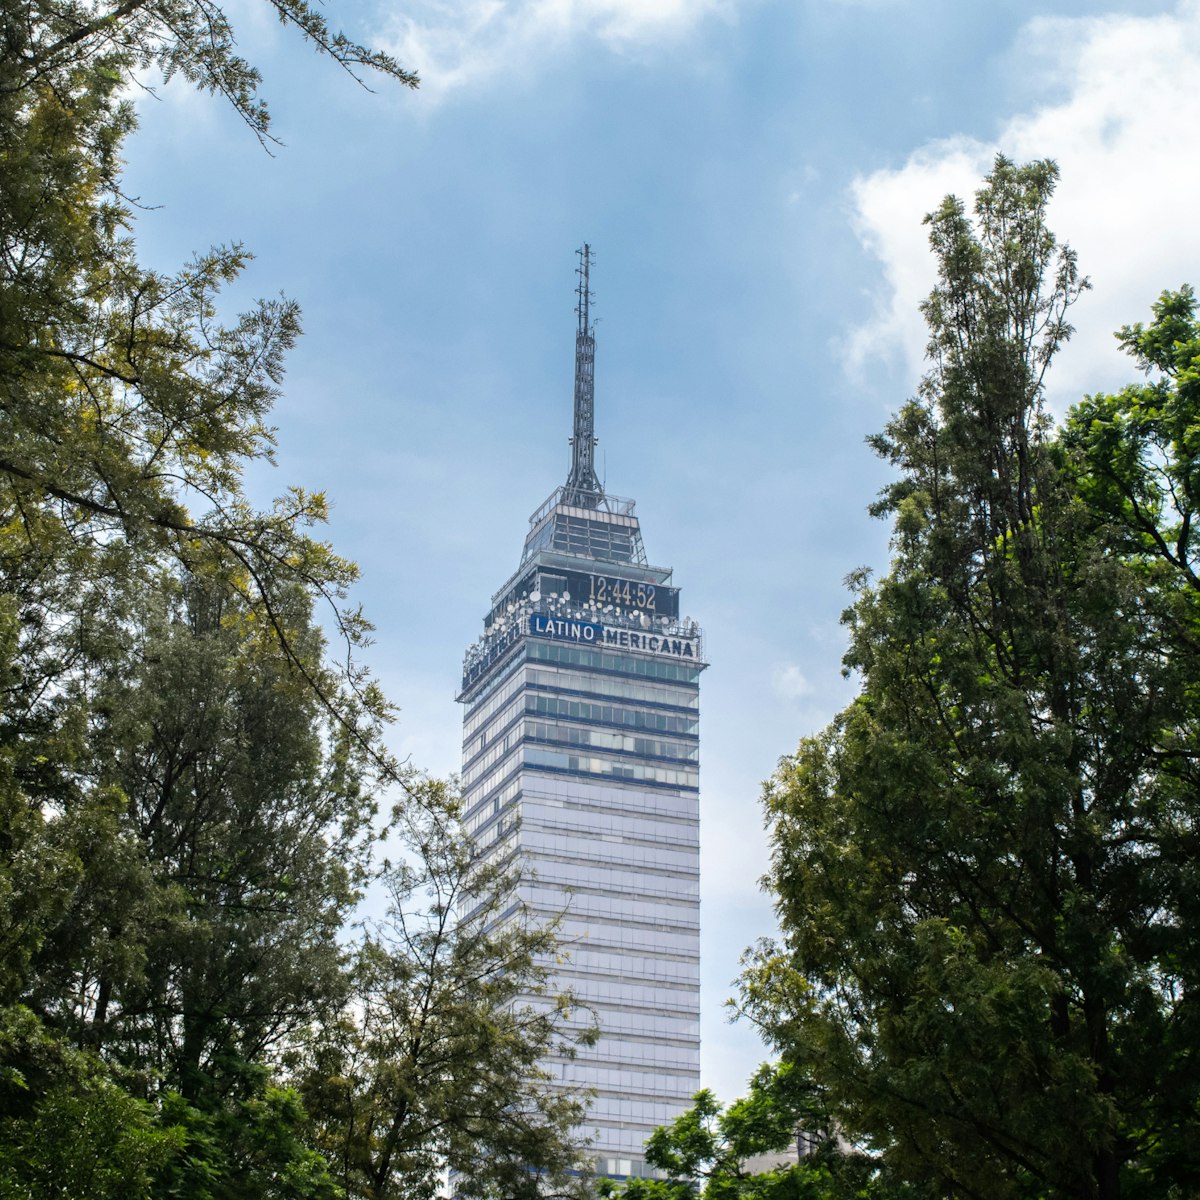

left=459, top=491, right=704, bottom=1180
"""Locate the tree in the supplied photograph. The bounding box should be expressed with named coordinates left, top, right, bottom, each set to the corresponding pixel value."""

left=3, top=1, right=476, bottom=1194
left=595, top=1063, right=908, bottom=1200
left=1, top=17, right=401, bottom=1106
left=55, top=574, right=372, bottom=1079
left=0, top=1004, right=178, bottom=1200
left=300, top=798, right=597, bottom=1200
left=2, top=0, right=416, bottom=143
left=0, top=568, right=369, bottom=1197
left=1057, top=285, right=1200, bottom=1191
left=2, top=0, right=413, bottom=1078
left=3, top=3, right=597, bottom=1193
left=742, top=156, right=1200, bottom=1199
left=1, top=0, right=415, bottom=771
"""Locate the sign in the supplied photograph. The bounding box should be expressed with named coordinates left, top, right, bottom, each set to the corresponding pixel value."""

left=554, top=570, right=680, bottom=619
left=529, top=613, right=603, bottom=642
left=528, top=613, right=700, bottom=660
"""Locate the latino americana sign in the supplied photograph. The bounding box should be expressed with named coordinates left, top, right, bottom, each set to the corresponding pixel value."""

left=528, top=613, right=700, bottom=660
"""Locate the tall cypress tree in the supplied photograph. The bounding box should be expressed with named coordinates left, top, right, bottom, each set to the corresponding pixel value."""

left=745, top=158, right=1200, bottom=1199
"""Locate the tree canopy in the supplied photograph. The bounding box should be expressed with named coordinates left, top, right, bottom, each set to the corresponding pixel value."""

left=1, top=0, right=406, bottom=771
left=742, top=158, right=1200, bottom=1199
left=596, top=1062, right=915, bottom=1200
left=1, top=2, right=594, bottom=1195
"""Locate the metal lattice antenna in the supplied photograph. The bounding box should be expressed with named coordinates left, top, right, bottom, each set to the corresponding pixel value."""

left=565, top=243, right=602, bottom=506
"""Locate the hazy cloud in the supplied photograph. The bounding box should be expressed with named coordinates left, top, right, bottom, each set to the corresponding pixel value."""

left=846, top=0, right=1200, bottom=408
left=772, top=662, right=812, bottom=701
left=379, top=0, right=733, bottom=97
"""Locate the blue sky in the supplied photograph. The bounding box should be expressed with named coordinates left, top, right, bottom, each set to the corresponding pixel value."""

left=122, top=0, right=1200, bottom=1103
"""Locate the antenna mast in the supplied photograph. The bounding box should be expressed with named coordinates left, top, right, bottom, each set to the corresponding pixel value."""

left=565, top=243, right=602, bottom=506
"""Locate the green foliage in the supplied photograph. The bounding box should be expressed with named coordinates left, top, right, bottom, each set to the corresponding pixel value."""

left=743, top=157, right=1200, bottom=1199
left=1, top=1, right=590, bottom=1195
left=50, top=577, right=369, bottom=1081
left=151, top=1084, right=340, bottom=1200
left=2, top=0, right=403, bottom=781
left=0, top=571, right=370, bottom=1195
left=599, top=1064, right=908, bottom=1200
left=1066, top=285, right=1200, bottom=596
left=3, top=0, right=416, bottom=143
left=300, top=796, right=597, bottom=1200
left=0, top=1005, right=178, bottom=1199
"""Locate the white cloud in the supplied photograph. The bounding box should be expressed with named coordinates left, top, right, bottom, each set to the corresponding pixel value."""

left=847, top=137, right=992, bottom=384
left=377, top=0, right=732, bottom=97
left=771, top=662, right=811, bottom=701
left=847, top=0, right=1200, bottom=409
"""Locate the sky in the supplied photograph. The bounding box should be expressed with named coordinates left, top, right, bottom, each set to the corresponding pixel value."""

left=122, top=0, right=1200, bottom=1104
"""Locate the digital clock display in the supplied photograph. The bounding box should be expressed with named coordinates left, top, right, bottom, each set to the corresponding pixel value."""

left=552, top=570, right=680, bottom=619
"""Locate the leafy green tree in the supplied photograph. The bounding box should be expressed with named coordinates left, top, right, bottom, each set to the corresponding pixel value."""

left=150, top=1083, right=340, bottom=1200
left=56, top=575, right=372, bottom=1081
left=0, top=1005, right=178, bottom=1200
left=1, top=5, right=400, bottom=1097
left=0, top=569, right=369, bottom=1196
left=596, top=1064, right=908, bottom=1200
left=1057, top=285, right=1200, bottom=1191
left=2, top=3, right=597, bottom=1194
left=743, top=157, right=1200, bottom=1199
left=3, top=0, right=416, bottom=144
left=1, top=0, right=415, bottom=765
left=300, top=798, right=597, bottom=1200
left=1, top=2, right=414, bottom=1192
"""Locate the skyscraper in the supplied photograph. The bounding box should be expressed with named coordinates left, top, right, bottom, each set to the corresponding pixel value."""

left=457, top=247, right=705, bottom=1180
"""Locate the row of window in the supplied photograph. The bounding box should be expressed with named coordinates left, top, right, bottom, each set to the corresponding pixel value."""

left=469, top=813, right=516, bottom=849
left=528, top=640, right=702, bottom=684
left=465, top=637, right=701, bottom=734
left=522, top=809, right=698, bottom=855
left=467, top=823, right=518, bottom=860
left=591, top=1140, right=656, bottom=1163
left=558, top=977, right=702, bottom=1011
left=467, top=713, right=700, bottom=797
left=470, top=786, right=700, bottom=842
left=465, top=750, right=526, bottom=810
left=527, top=785, right=699, bottom=823
left=568, top=949, right=700, bottom=982
left=522, top=834, right=700, bottom=876
left=466, top=775, right=521, bottom=823
left=527, top=668, right=697, bottom=710
left=563, top=1091, right=691, bottom=1126
left=546, top=974, right=701, bottom=1012
left=597, top=1158, right=640, bottom=1180
left=462, top=692, right=524, bottom=763
left=523, top=871, right=699, bottom=906
left=464, top=623, right=703, bottom=748
left=587, top=1035, right=699, bottom=1060
left=586, top=1013, right=701, bottom=1041
left=465, top=670, right=701, bottom=779
left=550, top=923, right=699, bottom=960
left=554, top=1062, right=697, bottom=1097
left=527, top=719, right=699, bottom=763
left=525, top=746, right=698, bottom=789
left=462, top=659, right=527, bottom=740
left=520, top=861, right=699, bottom=905
left=465, top=792, right=521, bottom=837
left=461, top=726, right=522, bottom=789
left=528, top=693, right=698, bottom=736
left=523, top=887, right=699, bottom=932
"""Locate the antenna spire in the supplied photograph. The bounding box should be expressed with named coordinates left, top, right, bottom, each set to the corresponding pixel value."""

left=565, top=243, right=602, bottom=506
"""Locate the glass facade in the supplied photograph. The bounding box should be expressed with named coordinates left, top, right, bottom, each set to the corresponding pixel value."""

left=459, top=486, right=705, bottom=1180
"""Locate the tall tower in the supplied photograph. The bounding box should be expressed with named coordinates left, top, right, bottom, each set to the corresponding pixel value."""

left=457, top=248, right=705, bottom=1180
